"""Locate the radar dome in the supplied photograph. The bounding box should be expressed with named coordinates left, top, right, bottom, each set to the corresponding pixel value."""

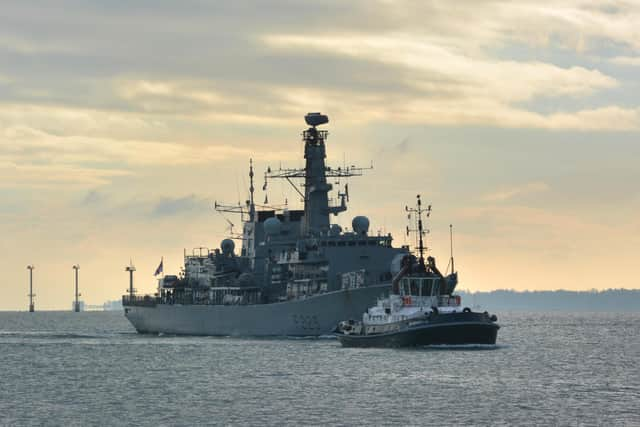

left=329, top=224, right=342, bottom=236
left=264, top=217, right=282, bottom=236
left=220, top=239, right=235, bottom=255
left=352, top=216, right=370, bottom=235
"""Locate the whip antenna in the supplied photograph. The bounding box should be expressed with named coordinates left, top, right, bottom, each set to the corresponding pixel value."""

left=449, top=224, right=455, bottom=274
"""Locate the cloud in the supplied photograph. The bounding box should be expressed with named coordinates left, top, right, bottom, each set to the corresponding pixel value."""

left=481, top=182, right=549, bottom=202
left=0, top=0, right=637, bottom=133
left=0, top=109, right=299, bottom=188
left=0, top=33, right=80, bottom=55
left=3, top=0, right=640, bottom=311
left=151, top=195, right=211, bottom=218
left=74, top=191, right=213, bottom=220
left=264, top=33, right=617, bottom=103
left=0, top=104, right=163, bottom=139
left=0, top=160, right=130, bottom=189
left=455, top=204, right=612, bottom=246
left=542, top=106, right=640, bottom=130
left=250, top=85, right=640, bottom=130
left=610, top=56, right=640, bottom=66
left=261, top=34, right=637, bottom=130
left=80, top=189, right=108, bottom=206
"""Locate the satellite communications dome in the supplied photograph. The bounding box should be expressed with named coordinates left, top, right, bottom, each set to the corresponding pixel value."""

left=352, top=216, right=370, bottom=235
left=264, top=217, right=282, bottom=236
left=221, top=238, right=235, bottom=255
left=329, top=224, right=342, bottom=236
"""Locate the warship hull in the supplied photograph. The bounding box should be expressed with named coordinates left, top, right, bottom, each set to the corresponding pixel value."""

left=125, top=284, right=390, bottom=336
left=337, top=315, right=499, bottom=348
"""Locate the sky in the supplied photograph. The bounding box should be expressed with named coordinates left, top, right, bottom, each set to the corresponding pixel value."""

left=1, top=0, right=639, bottom=310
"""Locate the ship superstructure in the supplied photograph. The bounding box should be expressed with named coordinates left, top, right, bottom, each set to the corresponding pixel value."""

left=123, top=113, right=409, bottom=336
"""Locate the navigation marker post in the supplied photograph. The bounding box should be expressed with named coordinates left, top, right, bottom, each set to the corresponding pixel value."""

left=72, top=264, right=81, bottom=312
left=27, top=265, right=35, bottom=312
left=125, top=261, right=136, bottom=298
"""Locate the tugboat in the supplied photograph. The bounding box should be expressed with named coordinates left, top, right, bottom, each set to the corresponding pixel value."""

left=336, top=195, right=499, bottom=347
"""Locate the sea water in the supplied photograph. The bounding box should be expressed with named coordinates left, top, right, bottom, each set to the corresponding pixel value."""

left=0, top=311, right=638, bottom=426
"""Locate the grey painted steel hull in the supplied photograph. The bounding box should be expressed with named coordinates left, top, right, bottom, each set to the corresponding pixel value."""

left=124, top=284, right=390, bottom=336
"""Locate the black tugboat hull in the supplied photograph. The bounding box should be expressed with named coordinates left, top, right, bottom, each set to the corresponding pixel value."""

left=337, top=318, right=499, bottom=348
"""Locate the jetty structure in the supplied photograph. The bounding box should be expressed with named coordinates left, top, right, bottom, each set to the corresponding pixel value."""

left=123, top=112, right=411, bottom=336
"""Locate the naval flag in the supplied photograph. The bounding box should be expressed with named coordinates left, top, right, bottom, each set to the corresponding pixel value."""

left=154, top=258, right=163, bottom=276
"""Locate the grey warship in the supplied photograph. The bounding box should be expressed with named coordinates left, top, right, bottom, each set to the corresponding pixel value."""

left=123, top=113, right=409, bottom=336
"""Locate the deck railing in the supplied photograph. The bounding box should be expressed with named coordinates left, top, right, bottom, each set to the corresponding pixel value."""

left=123, top=288, right=263, bottom=307
left=122, top=295, right=159, bottom=307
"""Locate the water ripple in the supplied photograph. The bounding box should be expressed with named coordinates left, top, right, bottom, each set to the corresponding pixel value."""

left=0, top=311, right=638, bottom=426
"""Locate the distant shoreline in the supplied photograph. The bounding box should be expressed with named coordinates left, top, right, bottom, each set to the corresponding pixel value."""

left=3, top=289, right=640, bottom=312
left=458, top=289, right=640, bottom=312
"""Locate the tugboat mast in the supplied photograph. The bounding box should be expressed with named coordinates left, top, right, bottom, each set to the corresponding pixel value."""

left=406, top=194, right=431, bottom=268
left=417, top=196, right=426, bottom=266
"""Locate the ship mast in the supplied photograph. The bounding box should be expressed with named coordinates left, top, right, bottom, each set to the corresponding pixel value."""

left=249, top=158, right=255, bottom=222
left=264, top=113, right=371, bottom=235
left=214, top=159, right=256, bottom=226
